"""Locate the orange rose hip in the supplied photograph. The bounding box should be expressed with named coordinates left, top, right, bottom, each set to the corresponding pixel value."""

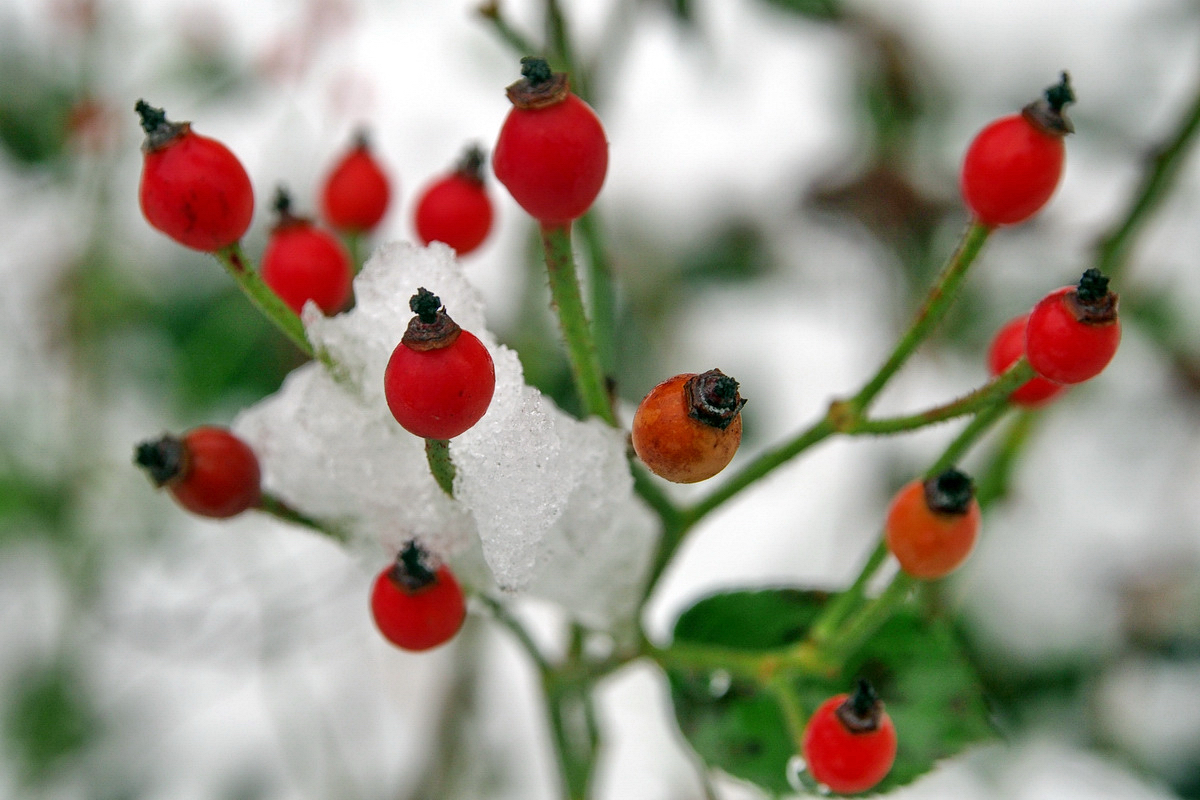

left=632, top=370, right=746, bottom=483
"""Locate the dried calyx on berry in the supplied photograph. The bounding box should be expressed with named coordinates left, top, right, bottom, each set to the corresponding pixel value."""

left=455, top=144, right=488, bottom=184
left=135, top=434, right=188, bottom=486
left=388, top=541, right=440, bottom=593
left=271, top=186, right=309, bottom=229
left=836, top=679, right=887, bottom=734
left=135, top=99, right=187, bottom=152
left=922, top=467, right=975, bottom=515
left=506, top=56, right=571, bottom=109
left=1066, top=268, right=1119, bottom=324
left=402, top=288, right=462, bottom=351
left=685, top=369, right=747, bottom=430
left=1023, top=71, right=1075, bottom=136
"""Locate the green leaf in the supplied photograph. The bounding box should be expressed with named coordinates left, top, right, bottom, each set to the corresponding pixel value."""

left=3, top=659, right=99, bottom=786
left=666, top=589, right=995, bottom=794
left=754, top=0, right=841, bottom=21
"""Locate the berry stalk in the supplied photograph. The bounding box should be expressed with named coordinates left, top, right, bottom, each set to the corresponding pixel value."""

left=424, top=438, right=457, bottom=497
left=540, top=223, right=617, bottom=425
left=844, top=358, right=1034, bottom=435
left=257, top=491, right=350, bottom=543
left=852, top=221, right=992, bottom=411
left=214, top=243, right=314, bottom=359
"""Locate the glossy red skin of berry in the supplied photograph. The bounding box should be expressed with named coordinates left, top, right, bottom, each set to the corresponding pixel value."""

left=987, top=314, right=1067, bottom=408
left=1025, top=286, right=1121, bottom=385
left=139, top=126, right=254, bottom=251
left=321, top=144, right=391, bottom=233
left=384, top=330, right=496, bottom=439
left=169, top=427, right=261, bottom=519
left=961, top=113, right=1065, bottom=227
left=414, top=173, right=494, bottom=255
left=885, top=479, right=981, bottom=580
left=370, top=564, right=466, bottom=651
left=631, top=374, right=742, bottom=484
left=261, top=221, right=354, bottom=315
left=492, top=93, right=608, bottom=227
left=802, top=693, right=898, bottom=795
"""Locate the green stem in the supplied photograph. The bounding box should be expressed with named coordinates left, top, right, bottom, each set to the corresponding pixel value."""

left=544, top=677, right=596, bottom=800
left=807, top=541, right=889, bottom=646
left=540, top=223, right=616, bottom=425
left=679, top=416, right=838, bottom=534
left=925, top=400, right=1012, bottom=477
left=475, top=593, right=551, bottom=674
left=823, top=572, right=915, bottom=670
left=577, top=212, right=617, bottom=375
left=544, top=0, right=591, bottom=103
left=1094, top=73, right=1200, bottom=282
left=345, top=231, right=364, bottom=274
left=424, top=438, right=457, bottom=498
left=851, top=221, right=991, bottom=412
left=476, top=1, right=541, bottom=57
left=974, top=410, right=1039, bottom=506
left=847, top=360, right=1034, bottom=435
left=256, top=492, right=349, bottom=543
left=214, top=243, right=313, bottom=358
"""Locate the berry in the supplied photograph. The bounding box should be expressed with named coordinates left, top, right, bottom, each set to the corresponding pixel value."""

left=632, top=370, right=746, bottom=484
left=960, top=73, right=1074, bottom=227
left=370, top=542, right=466, bottom=651
left=384, top=288, right=496, bottom=440
left=492, top=57, right=608, bottom=227
left=414, top=145, right=495, bottom=255
left=135, top=100, right=254, bottom=251
left=987, top=314, right=1067, bottom=408
left=885, top=468, right=980, bottom=580
left=1025, top=268, right=1121, bottom=385
left=801, top=680, right=897, bottom=795
left=135, top=426, right=261, bottom=519
left=260, top=187, right=354, bottom=315
left=320, top=131, right=392, bottom=233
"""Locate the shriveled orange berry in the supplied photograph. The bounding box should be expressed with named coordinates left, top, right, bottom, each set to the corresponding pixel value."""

left=631, top=370, right=745, bottom=484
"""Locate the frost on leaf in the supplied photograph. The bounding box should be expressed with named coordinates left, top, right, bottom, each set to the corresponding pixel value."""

left=233, top=242, right=658, bottom=628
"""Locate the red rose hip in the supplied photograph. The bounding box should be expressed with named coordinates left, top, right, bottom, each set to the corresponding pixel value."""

left=492, top=57, right=608, bottom=227
left=370, top=542, right=466, bottom=651
left=136, top=100, right=254, bottom=251
left=414, top=145, right=495, bottom=255
left=987, top=314, right=1067, bottom=408
left=135, top=426, right=261, bottom=519
left=384, top=288, right=496, bottom=440
left=1025, top=268, right=1121, bottom=385
left=261, top=187, right=354, bottom=315
left=961, top=73, right=1074, bottom=227
left=802, top=680, right=898, bottom=795
left=321, top=131, right=392, bottom=233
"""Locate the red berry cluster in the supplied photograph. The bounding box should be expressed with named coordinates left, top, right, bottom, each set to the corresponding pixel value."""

left=986, top=268, right=1121, bottom=408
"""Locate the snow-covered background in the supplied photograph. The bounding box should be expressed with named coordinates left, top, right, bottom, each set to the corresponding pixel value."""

left=2, top=0, right=1200, bottom=797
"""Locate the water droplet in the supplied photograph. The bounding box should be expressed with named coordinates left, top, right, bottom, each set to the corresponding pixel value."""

left=707, top=669, right=732, bottom=698
left=816, top=782, right=832, bottom=796
left=785, top=755, right=807, bottom=791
